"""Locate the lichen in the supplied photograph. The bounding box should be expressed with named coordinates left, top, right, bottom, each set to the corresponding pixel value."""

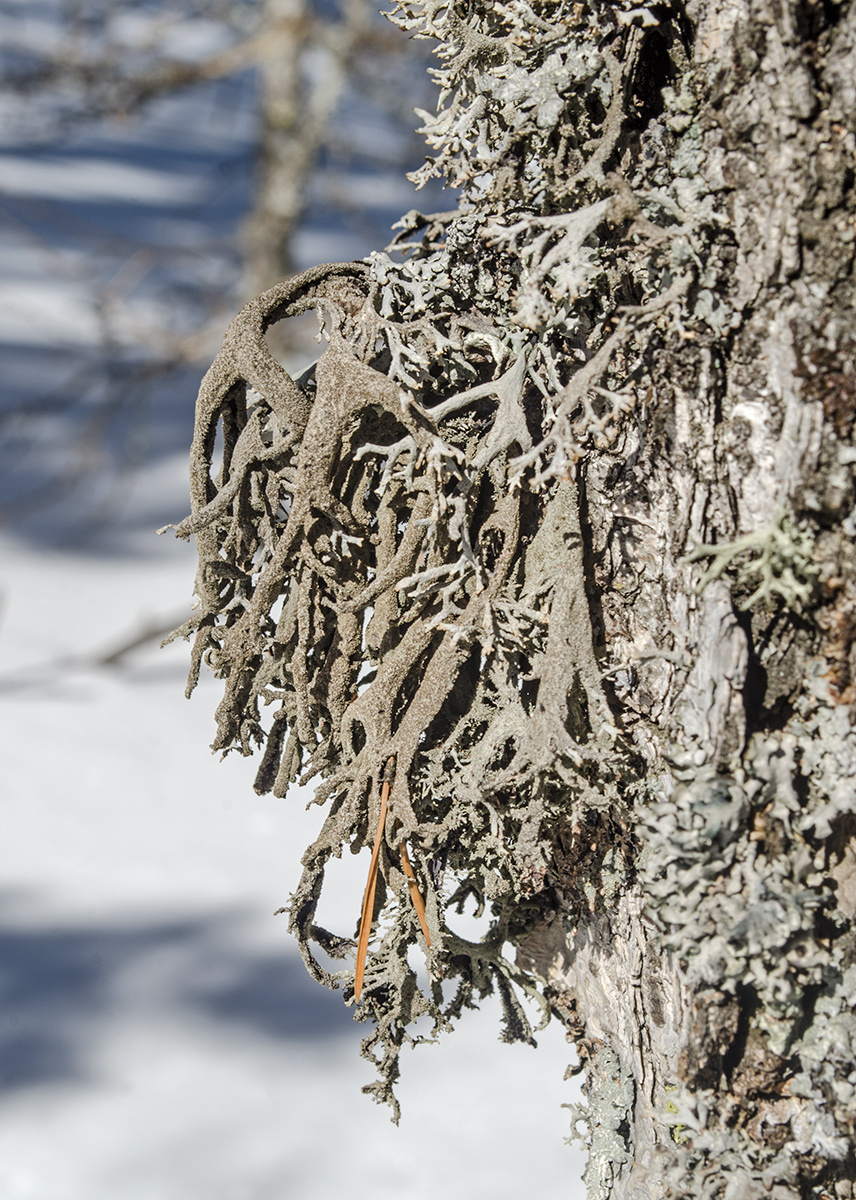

left=638, top=667, right=856, bottom=1192
left=169, top=0, right=706, bottom=1115
left=567, top=1045, right=634, bottom=1200
left=640, top=741, right=829, bottom=1035
left=683, top=509, right=818, bottom=613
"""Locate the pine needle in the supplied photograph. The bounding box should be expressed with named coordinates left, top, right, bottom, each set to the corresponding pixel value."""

left=400, top=842, right=431, bottom=947
left=354, top=775, right=390, bottom=1002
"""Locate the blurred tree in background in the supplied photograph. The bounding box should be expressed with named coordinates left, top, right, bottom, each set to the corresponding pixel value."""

left=0, top=0, right=435, bottom=534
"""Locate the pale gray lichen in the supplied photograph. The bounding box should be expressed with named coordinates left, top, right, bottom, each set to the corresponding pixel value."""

left=683, top=509, right=818, bottom=612
left=639, top=665, right=856, bottom=1189
left=169, top=0, right=710, bottom=1116
left=792, top=663, right=856, bottom=841
left=640, top=742, right=829, bottom=1035
left=790, top=966, right=856, bottom=1151
left=567, top=1045, right=634, bottom=1200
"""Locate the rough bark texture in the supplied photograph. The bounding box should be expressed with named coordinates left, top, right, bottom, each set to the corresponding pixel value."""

left=515, top=2, right=856, bottom=1194
left=173, top=0, right=856, bottom=1194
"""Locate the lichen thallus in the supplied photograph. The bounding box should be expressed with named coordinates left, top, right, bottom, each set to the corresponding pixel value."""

left=354, top=755, right=432, bottom=1002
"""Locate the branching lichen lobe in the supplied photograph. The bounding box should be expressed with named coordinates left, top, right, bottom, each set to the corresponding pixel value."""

left=172, top=0, right=856, bottom=1192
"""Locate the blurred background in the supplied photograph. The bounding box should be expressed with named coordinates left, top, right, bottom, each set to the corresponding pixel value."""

left=0, top=3, right=586, bottom=1197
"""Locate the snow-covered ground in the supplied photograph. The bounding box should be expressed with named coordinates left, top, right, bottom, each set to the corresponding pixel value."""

left=0, top=486, right=587, bottom=1200
left=0, top=17, right=588, bottom=1198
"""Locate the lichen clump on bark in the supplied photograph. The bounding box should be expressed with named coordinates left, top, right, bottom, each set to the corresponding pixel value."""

left=170, top=0, right=682, bottom=1113
left=172, top=0, right=856, bottom=1194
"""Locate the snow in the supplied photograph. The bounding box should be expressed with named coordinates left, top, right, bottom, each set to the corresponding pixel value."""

left=0, top=280, right=101, bottom=346
left=0, top=494, right=587, bottom=1200
left=0, top=12, right=588, bottom=1197
left=0, top=156, right=207, bottom=205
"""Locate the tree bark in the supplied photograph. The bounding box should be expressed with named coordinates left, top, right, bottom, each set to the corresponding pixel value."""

left=242, top=0, right=317, bottom=295
left=516, top=0, right=856, bottom=1194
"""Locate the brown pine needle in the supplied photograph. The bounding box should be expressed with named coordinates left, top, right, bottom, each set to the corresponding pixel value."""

left=354, top=776, right=390, bottom=1002
left=400, top=842, right=432, bottom=947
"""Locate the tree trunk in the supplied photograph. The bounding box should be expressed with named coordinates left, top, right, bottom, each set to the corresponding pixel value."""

left=242, top=0, right=385, bottom=299
left=176, top=0, right=856, bottom=1193
left=516, top=0, right=856, bottom=1194
left=242, top=0, right=315, bottom=295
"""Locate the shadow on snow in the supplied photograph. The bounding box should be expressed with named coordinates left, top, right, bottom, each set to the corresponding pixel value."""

left=0, top=908, right=358, bottom=1096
